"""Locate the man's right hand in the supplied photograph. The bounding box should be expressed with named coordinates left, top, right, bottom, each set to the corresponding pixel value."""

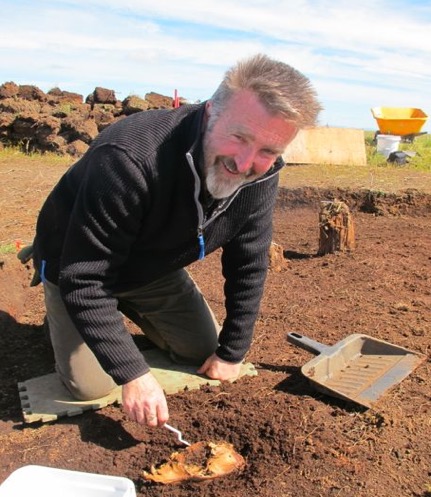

left=122, top=371, right=169, bottom=427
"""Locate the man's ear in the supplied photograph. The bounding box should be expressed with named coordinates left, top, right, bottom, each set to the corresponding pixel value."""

left=205, top=100, right=212, bottom=118
left=202, top=100, right=212, bottom=128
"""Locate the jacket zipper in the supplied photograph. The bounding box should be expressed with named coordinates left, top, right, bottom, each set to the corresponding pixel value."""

left=185, top=152, right=282, bottom=260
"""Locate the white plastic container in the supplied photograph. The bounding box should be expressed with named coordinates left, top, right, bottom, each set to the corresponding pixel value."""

left=0, top=465, right=136, bottom=497
left=376, top=134, right=401, bottom=158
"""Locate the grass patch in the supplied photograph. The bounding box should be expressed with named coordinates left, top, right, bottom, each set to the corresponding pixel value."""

left=0, top=243, right=17, bottom=255
left=365, top=131, right=431, bottom=171
left=0, top=145, right=74, bottom=167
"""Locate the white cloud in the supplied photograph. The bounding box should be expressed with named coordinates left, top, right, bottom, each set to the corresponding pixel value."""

left=0, top=0, right=429, bottom=130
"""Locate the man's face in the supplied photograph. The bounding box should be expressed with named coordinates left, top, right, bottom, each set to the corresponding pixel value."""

left=202, top=90, right=298, bottom=199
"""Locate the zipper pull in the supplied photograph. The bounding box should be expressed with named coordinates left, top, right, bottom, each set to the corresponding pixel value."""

left=40, top=259, right=47, bottom=284
left=197, top=229, right=205, bottom=260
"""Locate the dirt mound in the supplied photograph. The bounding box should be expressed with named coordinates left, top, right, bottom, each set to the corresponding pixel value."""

left=0, top=81, right=176, bottom=156
left=277, top=186, right=431, bottom=216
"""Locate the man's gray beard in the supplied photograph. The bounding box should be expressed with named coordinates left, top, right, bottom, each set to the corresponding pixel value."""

left=204, top=165, right=248, bottom=199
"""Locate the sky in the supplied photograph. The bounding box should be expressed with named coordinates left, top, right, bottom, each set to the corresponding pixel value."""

left=1, top=0, right=430, bottom=131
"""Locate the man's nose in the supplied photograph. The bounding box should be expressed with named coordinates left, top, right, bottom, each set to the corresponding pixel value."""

left=235, top=147, right=256, bottom=174
left=236, top=149, right=273, bottom=175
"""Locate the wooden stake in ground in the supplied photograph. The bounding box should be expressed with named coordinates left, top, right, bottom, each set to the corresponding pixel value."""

left=318, top=200, right=355, bottom=255
left=268, top=242, right=288, bottom=272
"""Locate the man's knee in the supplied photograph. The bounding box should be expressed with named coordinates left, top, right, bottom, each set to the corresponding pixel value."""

left=169, top=335, right=219, bottom=366
left=57, top=368, right=117, bottom=401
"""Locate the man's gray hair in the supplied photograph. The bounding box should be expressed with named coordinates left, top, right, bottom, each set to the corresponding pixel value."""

left=210, top=53, right=322, bottom=128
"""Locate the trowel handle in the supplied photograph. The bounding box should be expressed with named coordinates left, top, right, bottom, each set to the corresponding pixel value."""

left=287, top=332, right=329, bottom=355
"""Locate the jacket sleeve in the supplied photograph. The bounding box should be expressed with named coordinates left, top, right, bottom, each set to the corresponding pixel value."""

left=58, top=144, right=152, bottom=385
left=216, top=173, right=279, bottom=363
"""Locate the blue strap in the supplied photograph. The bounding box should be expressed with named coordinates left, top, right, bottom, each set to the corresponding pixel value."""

left=198, top=233, right=205, bottom=260
left=40, top=259, right=47, bottom=284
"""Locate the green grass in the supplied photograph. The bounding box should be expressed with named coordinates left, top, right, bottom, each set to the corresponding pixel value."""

left=364, top=131, right=431, bottom=171
left=0, top=145, right=74, bottom=166
left=0, top=243, right=17, bottom=255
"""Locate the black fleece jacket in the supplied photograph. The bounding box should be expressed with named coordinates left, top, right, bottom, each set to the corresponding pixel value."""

left=33, top=102, right=284, bottom=384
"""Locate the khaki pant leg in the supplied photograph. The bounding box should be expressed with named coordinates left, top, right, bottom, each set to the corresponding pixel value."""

left=116, top=269, right=220, bottom=365
left=43, top=280, right=117, bottom=400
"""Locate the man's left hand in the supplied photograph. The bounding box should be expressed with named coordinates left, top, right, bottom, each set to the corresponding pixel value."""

left=197, top=353, right=241, bottom=381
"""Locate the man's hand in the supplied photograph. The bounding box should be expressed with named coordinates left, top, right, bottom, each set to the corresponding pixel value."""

left=122, top=371, right=169, bottom=427
left=197, top=353, right=242, bottom=381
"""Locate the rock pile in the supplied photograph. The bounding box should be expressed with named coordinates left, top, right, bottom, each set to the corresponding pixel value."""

left=0, top=82, right=176, bottom=156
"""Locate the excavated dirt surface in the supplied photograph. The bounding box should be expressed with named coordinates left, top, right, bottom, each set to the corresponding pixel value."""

left=1, top=159, right=431, bottom=497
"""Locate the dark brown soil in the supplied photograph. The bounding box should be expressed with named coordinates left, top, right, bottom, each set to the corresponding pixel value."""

left=0, top=159, right=430, bottom=497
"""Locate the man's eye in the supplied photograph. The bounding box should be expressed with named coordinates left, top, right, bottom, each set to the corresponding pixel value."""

left=233, top=134, right=245, bottom=142
left=261, top=149, right=277, bottom=157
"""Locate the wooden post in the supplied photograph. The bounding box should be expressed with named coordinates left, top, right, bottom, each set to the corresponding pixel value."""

left=318, top=201, right=355, bottom=255
left=269, top=242, right=288, bottom=272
